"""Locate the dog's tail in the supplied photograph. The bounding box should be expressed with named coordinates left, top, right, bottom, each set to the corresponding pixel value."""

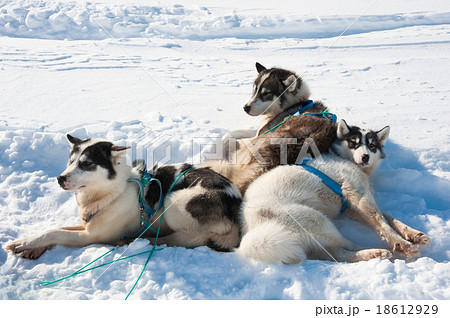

left=236, top=220, right=306, bottom=265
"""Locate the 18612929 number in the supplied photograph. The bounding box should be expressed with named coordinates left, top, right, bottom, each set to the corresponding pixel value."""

left=376, top=305, right=438, bottom=315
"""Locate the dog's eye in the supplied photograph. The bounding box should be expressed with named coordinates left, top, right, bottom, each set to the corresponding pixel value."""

left=347, top=140, right=357, bottom=148
left=261, top=92, right=272, bottom=100
left=369, top=144, right=376, bottom=151
left=79, top=161, right=94, bottom=169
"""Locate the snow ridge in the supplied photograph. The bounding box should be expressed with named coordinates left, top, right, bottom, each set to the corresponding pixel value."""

left=1, top=1, right=450, bottom=40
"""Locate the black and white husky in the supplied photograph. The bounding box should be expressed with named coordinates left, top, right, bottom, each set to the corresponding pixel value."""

left=7, top=135, right=241, bottom=259
left=237, top=120, right=430, bottom=264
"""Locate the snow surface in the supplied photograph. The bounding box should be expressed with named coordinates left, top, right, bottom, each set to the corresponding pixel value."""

left=1, top=0, right=449, bottom=300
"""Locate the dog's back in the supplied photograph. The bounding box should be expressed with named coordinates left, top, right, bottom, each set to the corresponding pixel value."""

left=237, top=158, right=358, bottom=264
left=207, top=114, right=337, bottom=194
left=142, top=163, right=243, bottom=251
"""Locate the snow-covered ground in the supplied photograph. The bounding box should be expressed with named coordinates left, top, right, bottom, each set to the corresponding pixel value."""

left=1, top=0, right=449, bottom=300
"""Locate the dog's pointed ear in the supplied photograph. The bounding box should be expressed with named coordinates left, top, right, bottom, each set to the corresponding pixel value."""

left=376, top=126, right=390, bottom=147
left=282, top=74, right=298, bottom=92
left=67, top=134, right=84, bottom=146
left=111, top=145, right=130, bottom=164
left=256, top=62, right=266, bottom=73
left=111, top=145, right=130, bottom=156
left=337, top=119, right=350, bottom=139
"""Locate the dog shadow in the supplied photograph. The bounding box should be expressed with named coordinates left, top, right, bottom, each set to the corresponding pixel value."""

left=376, top=140, right=449, bottom=213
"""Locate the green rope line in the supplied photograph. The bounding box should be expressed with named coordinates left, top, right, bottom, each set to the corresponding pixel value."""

left=39, top=210, right=159, bottom=288
left=39, top=248, right=163, bottom=287
left=140, top=218, right=158, bottom=234
left=125, top=168, right=194, bottom=300
left=303, top=108, right=334, bottom=117
left=260, top=108, right=338, bottom=136
left=261, top=115, right=292, bottom=135
left=39, top=248, right=116, bottom=287
left=125, top=212, right=164, bottom=299
left=139, top=177, right=152, bottom=202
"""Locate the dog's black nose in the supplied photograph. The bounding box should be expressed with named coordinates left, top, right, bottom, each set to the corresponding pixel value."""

left=243, top=105, right=251, bottom=114
left=362, top=154, right=370, bottom=163
left=57, top=175, right=66, bottom=187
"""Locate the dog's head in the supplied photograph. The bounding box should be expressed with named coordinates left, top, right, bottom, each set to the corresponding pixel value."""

left=333, top=120, right=390, bottom=175
left=244, top=62, right=310, bottom=117
left=57, top=135, right=129, bottom=191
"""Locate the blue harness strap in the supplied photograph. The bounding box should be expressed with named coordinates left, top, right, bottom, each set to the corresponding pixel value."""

left=292, top=100, right=314, bottom=117
left=297, top=158, right=350, bottom=213
left=292, top=101, right=337, bottom=124
left=261, top=100, right=338, bottom=135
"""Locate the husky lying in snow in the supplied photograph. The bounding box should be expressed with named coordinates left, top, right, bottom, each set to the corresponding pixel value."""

left=6, top=135, right=241, bottom=259
left=206, top=63, right=336, bottom=194
left=237, top=120, right=431, bottom=264
left=224, top=62, right=331, bottom=143
left=245, top=62, right=333, bottom=136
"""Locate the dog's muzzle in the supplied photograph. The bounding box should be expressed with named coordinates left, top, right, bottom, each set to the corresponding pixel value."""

left=243, top=105, right=251, bottom=114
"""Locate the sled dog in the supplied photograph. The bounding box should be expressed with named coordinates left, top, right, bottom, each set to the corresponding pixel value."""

left=7, top=135, right=241, bottom=259
left=206, top=63, right=337, bottom=194
left=225, top=62, right=331, bottom=143
left=237, top=120, right=431, bottom=264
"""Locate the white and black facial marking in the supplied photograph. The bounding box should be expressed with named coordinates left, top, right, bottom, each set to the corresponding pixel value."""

left=79, top=142, right=127, bottom=177
left=67, top=134, right=91, bottom=164
left=243, top=63, right=303, bottom=116
left=335, top=120, right=389, bottom=168
left=57, top=136, right=129, bottom=190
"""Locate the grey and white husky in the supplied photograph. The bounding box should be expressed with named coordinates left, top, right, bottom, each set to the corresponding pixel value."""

left=7, top=135, right=241, bottom=259
left=237, top=120, right=431, bottom=264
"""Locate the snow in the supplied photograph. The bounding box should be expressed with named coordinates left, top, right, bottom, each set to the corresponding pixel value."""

left=1, top=0, right=449, bottom=300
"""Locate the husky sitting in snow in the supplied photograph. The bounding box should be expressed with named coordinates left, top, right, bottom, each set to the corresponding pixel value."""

left=6, top=135, right=241, bottom=259
left=224, top=62, right=332, bottom=143
left=237, top=120, right=431, bottom=264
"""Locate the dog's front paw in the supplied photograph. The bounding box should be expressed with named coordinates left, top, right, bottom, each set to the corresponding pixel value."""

left=353, top=248, right=393, bottom=262
left=6, top=239, right=51, bottom=260
left=411, top=232, right=431, bottom=247
left=6, top=239, right=27, bottom=253
left=19, top=247, right=50, bottom=259
left=373, top=249, right=393, bottom=260
left=394, top=241, right=420, bottom=258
